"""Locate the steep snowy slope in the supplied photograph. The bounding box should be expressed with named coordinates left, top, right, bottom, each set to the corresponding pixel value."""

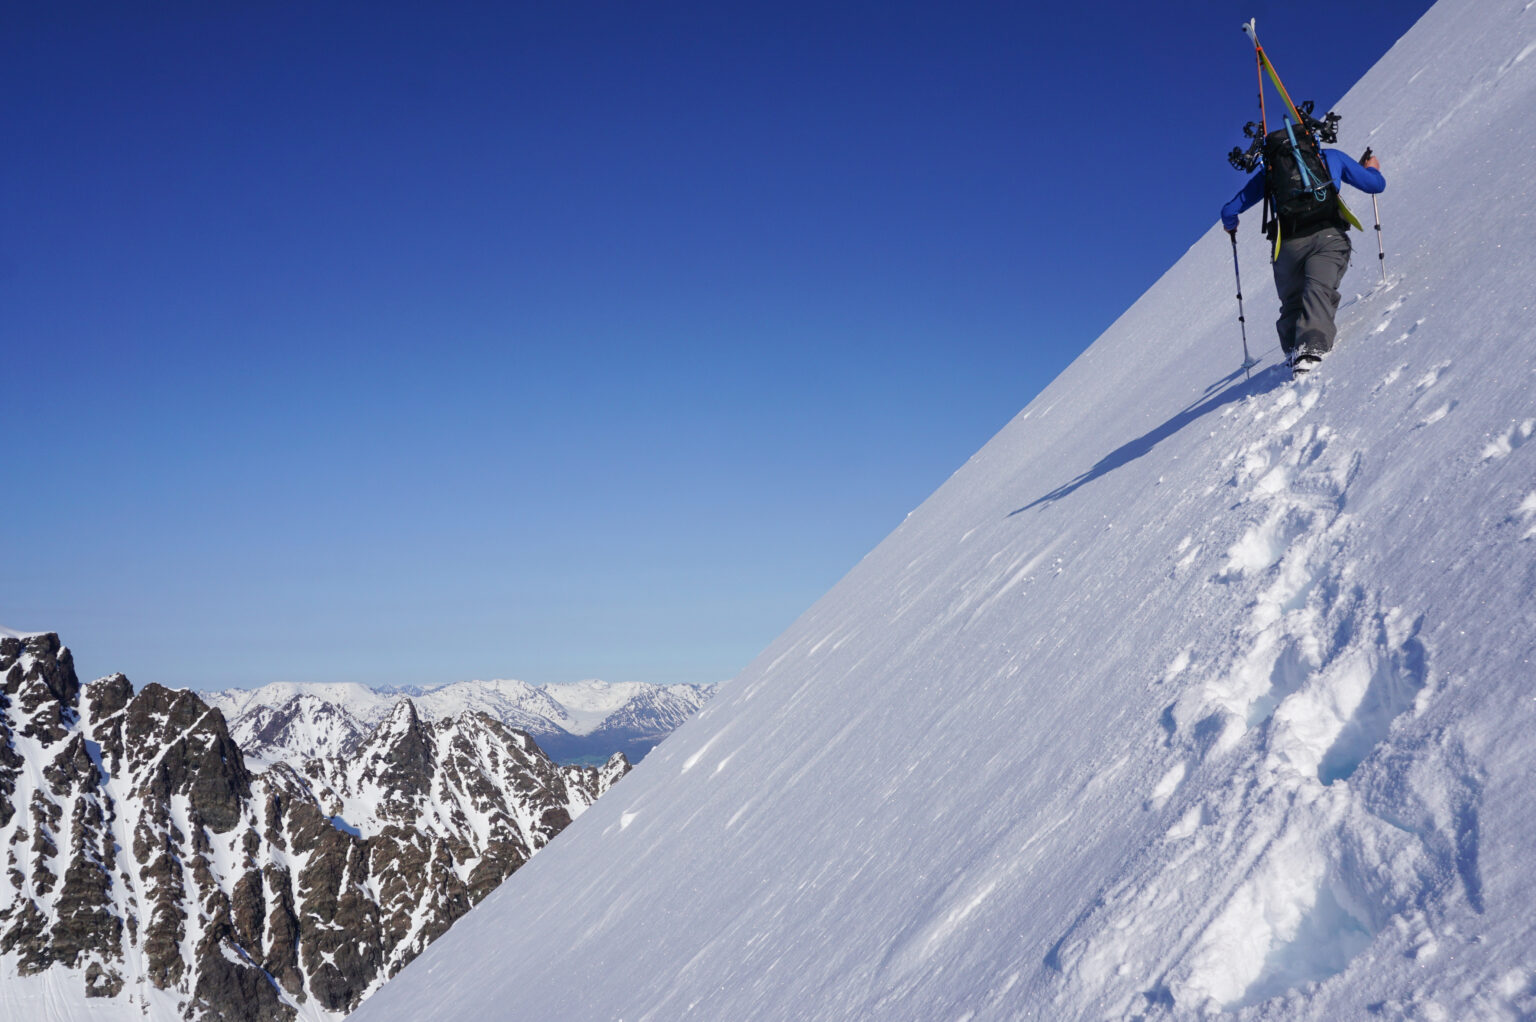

left=353, top=2, right=1536, bottom=1019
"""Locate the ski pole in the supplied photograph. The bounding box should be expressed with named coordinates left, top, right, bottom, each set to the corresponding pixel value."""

left=1229, top=230, right=1254, bottom=379
left=1361, top=147, right=1386, bottom=282
left=1370, top=194, right=1385, bottom=281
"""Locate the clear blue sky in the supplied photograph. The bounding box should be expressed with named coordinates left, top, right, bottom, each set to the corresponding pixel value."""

left=2, top=0, right=1434, bottom=690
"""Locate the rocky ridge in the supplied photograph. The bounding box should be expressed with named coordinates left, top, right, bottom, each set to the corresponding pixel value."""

left=0, top=633, right=629, bottom=1021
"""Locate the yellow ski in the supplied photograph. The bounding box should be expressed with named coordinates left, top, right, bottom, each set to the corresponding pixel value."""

left=1243, top=18, right=1364, bottom=234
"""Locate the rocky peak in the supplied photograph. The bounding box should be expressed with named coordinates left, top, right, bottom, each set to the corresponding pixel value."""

left=350, top=697, right=436, bottom=804
left=1, top=632, right=81, bottom=744
left=83, top=672, right=134, bottom=721
left=598, top=750, right=630, bottom=787
left=562, top=750, right=632, bottom=806
left=107, top=682, right=253, bottom=835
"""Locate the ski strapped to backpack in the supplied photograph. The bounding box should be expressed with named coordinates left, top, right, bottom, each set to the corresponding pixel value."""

left=1228, top=19, right=1363, bottom=258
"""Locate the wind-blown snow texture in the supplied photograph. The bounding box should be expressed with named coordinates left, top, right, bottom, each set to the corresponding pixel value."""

left=354, top=2, right=1536, bottom=1018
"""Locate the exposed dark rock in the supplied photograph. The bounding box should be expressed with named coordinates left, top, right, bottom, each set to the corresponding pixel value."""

left=260, top=864, right=304, bottom=996
left=51, top=787, right=122, bottom=967
left=29, top=790, right=61, bottom=896
left=365, top=698, right=437, bottom=805
left=84, top=672, right=134, bottom=721
left=296, top=820, right=384, bottom=1012
left=1, top=897, right=54, bottom=974
left=0, top=707, right=21, bottom=829
left=140, top=842, right=189, bottom=990
left=259, top=781, right=290, bottom=851
left=84, top=959, right=124, bottom=998
left=191, top=945, right=297, bottom=1022
left=44, top=732, right=99, bottom=795
left=564, top=751, right=633, bottom=805
left=465, top=837, right=528, bottom=903
left=125, top=684, right=253, bottom=835
left=232, top=868, right=265, bottom=951
left=0, top=635, right=20, bottom=673
left=86, top=673, right=135, bottom=778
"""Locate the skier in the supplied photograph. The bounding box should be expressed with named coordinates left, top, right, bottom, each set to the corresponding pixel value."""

left=1222, top=142, right=1385, bottom=374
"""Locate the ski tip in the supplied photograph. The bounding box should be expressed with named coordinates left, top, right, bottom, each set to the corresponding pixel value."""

left=1242, top=18, right=1258, bottom=41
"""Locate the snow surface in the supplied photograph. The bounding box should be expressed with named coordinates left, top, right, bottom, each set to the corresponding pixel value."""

left=0, top=966, right=186, bottom=1022
left=272, top=1, right=1536, bottom=1018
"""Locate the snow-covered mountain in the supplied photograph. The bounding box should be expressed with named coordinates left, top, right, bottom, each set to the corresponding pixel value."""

left=206, top=680, right=579, bottom=743
left=228, top=693, right=370, bottom=766
left=207, top=678, right=715, bottom=767
left=0, top=632, right=627, bottom=1021
left=534, top=681, right=717, bottom=764
left=350, top=2, right=1536, bottom=1020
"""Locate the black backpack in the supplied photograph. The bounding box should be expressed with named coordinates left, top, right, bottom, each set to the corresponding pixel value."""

left=1262, top=122, right=1339, bottom=236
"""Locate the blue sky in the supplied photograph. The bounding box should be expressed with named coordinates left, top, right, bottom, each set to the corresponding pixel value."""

left=2, top=0, right=1434, bottom=690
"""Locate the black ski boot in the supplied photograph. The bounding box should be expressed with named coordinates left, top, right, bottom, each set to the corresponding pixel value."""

left=1290, top=351, right=1323, bottom=377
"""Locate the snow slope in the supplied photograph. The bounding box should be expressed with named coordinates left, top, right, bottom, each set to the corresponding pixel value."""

left=353, top=1, right=1536, bottom=1018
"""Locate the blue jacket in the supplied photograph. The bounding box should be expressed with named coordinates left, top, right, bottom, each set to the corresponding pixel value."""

left=1221, top=149, right=1386, bottom=232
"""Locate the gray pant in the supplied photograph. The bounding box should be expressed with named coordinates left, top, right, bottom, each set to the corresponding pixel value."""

left=1272, top=227, right=1352, bottom=356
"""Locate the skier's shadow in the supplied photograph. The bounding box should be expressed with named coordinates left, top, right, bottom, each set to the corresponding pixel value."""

left=1009, top=361, right=1287, bottom=516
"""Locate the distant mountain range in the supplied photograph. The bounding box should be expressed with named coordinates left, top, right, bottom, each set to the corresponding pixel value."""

left=204, top=678, right=718, bottom=766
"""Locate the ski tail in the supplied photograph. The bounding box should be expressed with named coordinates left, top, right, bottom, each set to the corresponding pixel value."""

left=1337, top=196, right=1364, bottom=231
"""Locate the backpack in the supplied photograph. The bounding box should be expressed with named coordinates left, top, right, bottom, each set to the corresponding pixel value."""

left=1262, top=121, right=1339, bottom=237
